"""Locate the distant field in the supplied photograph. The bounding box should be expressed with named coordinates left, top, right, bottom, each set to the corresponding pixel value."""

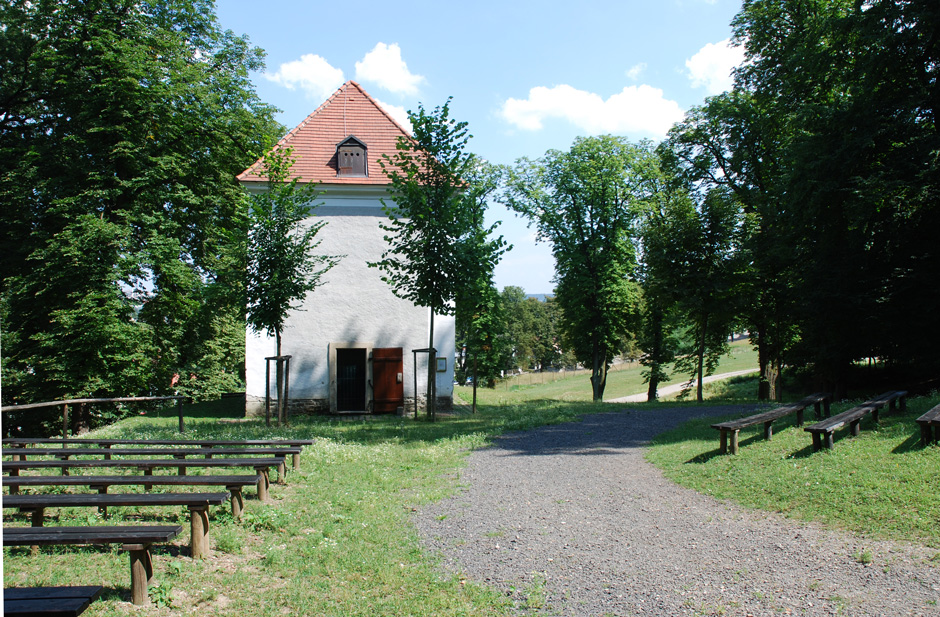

left=456, top=339, right=759, bottom=405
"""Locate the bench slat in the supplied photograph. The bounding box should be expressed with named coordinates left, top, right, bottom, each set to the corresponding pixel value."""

left=3, top=525, right=182, bottom=545
left=4, top=492, right=230, bottom=509
left=4, top=587, right=103, bottom=601
left=3, top=474, right=259, bottom=487
left=5, top=597, right=94, bottom=617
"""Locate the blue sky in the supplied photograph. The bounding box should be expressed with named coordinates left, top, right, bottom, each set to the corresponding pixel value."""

left=216, top=0, right=746, bottom=294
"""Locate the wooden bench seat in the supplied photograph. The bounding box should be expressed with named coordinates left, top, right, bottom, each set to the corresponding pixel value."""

left=3, top=474, right=260, bottom=516
left=4, top=585, right=103, bottom=617
left=3, top=438, right=315, bottom=469
left=916, top=404, right=940, bottom=446
left=804, top=390, right=908, bottom=452
left=2, top=457, right=283, bottom=498
left=711, top=393, right=832, bottom=454
left=3, top=525, right=181, bottom=605
left=804, top=404, right=875, bottom=451
left=4, top=492, right=229, bottom=558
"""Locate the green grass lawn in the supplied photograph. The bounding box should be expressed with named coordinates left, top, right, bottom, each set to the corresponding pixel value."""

left=4, top=372, right=938, bottom=615
left=646, top=393, right=940, bottom=548
left=462, top=339, right=758, bottom=404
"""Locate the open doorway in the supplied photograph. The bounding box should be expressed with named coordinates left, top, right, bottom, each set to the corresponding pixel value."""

left=335, top=348, right=367, bottom=412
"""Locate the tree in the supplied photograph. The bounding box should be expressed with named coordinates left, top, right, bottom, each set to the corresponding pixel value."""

left=0, top=0, right=279, bottom=406
left=646, top=185, right=744, bottom=402
left=501, top=136, right=654, bottom=401
left=664, top=91, right=797, bottom=400
left=246, top=147, right=340, bottom=424
left=730, top=0, right=940, bottom=396
left=370, top=99, right=507, bottom=420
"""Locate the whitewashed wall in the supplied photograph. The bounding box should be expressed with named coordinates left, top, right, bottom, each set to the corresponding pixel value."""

left=244, top=184, right=455, bottom=412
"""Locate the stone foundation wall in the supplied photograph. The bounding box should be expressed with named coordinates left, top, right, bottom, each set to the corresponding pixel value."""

left=245, top=395, right=451, bottom=417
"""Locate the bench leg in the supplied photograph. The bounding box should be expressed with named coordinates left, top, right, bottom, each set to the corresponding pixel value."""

left=228, top=487, right=244, bottom=519
left=143, top=468, right=153, bottom=492
left=812, top=402, right=821, bottom=420
left=29, top=507, right=45, bottom=527
left=764, top=421, right=773, bottom=441
left=811, top=433, right=822, bottom=452
left=125, top=544, right=154, bottom=605
left=277, top=461, right=286, bottom=485
left=851, top=418, right=862, bottom=437
left=719, top=430, right=728, bottom=455
left=872, top=408, right=880, bottom=424
left=189, top=505, right=209, bottom=559
left=256, top=468, right=270, bottom=502
left=823, top=399, right=831, bottom=417
left=920, top=423, right=931, bottom=447
left=899, top=396, right=906, bottom=412
left=824, top=432, right=835, bottom=450
left=797, top=408, right=805, bottom=426
left=730, top=430, right=740, bottom=455
left=293, top=453, right=300, bottom=470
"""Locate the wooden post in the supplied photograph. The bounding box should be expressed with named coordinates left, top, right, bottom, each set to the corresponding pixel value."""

left=282, top=356, right=291, bottom=426
left=264, top=360, right=271, bottom=427
left=255, top=467, right=270, bottom=502
left=126, top=544, right=154, bottom=605
left=189, top=506, right=209, bottom=559
left=228, top=487, right=244, bottom=519
left=177, top=397, right=185, bottom=433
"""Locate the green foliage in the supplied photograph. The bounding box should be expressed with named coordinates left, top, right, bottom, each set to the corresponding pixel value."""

left=0, top=0, right=279, bottom=404
left=245, top=147, right=341, bottom=351
left=502, top=136, right=655, bottom=401
left=371, top=98, right=507, bottom=417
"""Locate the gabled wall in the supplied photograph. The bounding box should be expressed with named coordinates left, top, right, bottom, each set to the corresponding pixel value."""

left=244, top=184, right=455, bottom=415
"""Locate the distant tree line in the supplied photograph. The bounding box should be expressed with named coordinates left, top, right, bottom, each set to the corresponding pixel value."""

left=4, top=0, right=936, bottom=410
left=458, top=0, right=937, bottom=402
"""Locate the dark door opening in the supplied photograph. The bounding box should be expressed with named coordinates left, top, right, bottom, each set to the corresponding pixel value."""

left=336, top=348, right=367, bottom=412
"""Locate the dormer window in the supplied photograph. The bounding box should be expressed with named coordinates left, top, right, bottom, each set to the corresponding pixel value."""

left=336, top=136, right=368, bottom=177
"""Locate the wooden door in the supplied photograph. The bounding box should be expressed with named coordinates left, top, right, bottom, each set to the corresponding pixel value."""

left=372, top=348, right=404, bottom=414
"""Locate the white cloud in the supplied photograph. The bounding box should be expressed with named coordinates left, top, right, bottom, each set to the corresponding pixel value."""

left=374, top=98, right=412, bottom=134
left=264, top=54, right=345, bottom=101
left=500, top=84, right=684, bottom=138
left=686, top=39, right=746, bottom=95
left=355, top=43, right=425, bottom=96
left=626, top=63, right=647, bottom=81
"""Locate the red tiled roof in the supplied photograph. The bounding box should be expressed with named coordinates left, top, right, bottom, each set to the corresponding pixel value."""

left=238, top=81, right=411, bottom=185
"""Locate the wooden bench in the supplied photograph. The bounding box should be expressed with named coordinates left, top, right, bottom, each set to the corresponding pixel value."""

left=916, top=404, right=940, bottom=446
left=2, top=447, right=296, bottom=481
left=3, top=474, right=260, bottom=516
left=4, top=585, right=103, bottom=617
left=4, top=492, right=229, bottom=558
left=3, top=438, right=315, bottom=469
left=3, top=525, right=181, bottom=605
left=804, top=391, right=907, bottom=451
left=711, top=393, right=832, bottom=454
left=2, top=457, right=283, bottom=499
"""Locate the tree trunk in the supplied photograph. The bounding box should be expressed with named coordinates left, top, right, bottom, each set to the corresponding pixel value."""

left=428, top=310, right=436, bottom=421
left=275, top=329, right=284, bottom=426
left=696, top=313, right=709, bottom=403
left=590, top=333, right=607, bottom=402
left=472, top=354, right=478, bottom=414
left=757, top=329, right=771, bottom=401
left=647, top=307, right=664, bottom=402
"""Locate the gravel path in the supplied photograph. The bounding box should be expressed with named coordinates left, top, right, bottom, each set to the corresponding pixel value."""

left=414, top=406, right=939, bottom=616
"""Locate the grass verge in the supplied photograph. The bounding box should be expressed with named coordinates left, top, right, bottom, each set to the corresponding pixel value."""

left=645, top=392, right=940, bottom=548
left=2, top=398, right=603, bottom=616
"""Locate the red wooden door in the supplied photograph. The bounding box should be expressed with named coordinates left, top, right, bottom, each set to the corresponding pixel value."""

left=372, top=348, right=404, bottom=414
